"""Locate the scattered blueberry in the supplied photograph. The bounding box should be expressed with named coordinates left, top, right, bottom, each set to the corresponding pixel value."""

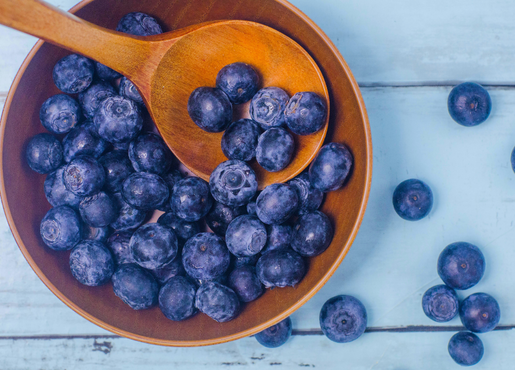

left=216, top=62, right=260, bottom=104
left=150, top=254, right=186, bottom=284
left=247, top=201, right=257, bottom=215
left=309, top=142, right=353, bottom=192
left=291, top=211, right=333, bottom=257
left=255, top=317, right=292, bottom=348
left=25, top=133, right=63, bottom=174
left=256, top=183, right=299, bottom=225
left=79, top=81, right=117, bottom=119
left=39, top=94, right=81, bottom=134
left=448, top=82, right=492, bottom=127
left=63, top=156, right=105, bottom=196
left=110, top=192, right=147, bottom=231
left=170, top=177, right=213, bottom=222
left=53, top=54, right=95, bottom=94
left=187, top=87, right=233, bottom=133
left=448, top=332, right=484, bottom=366
left=209, top=160, right=258, bottom=207
left=205, top=201, right=246, bottom=236
left=437, top=242, right=485, bottom=290
left=511, top=147, right=515, bottom=173
left=116, top=12, right=163, bottom=36
left=256, top=249, right=306, bottom=288
left=158, top=169, right=183, bottom=212
left=128, top=133, right=173, bottom=174
left=256, top=127, right=295, bottom=172
left=62, top=124, right=108, bottom=163
left=98, top=150, right=134, bottom=193
left=262, top=224, right=292, bottom=253
left=460, top=293, right=501, bottom=333
left=393, top=179, right=433, bottom=221
left=320, top=295, right=367, bottom=343
left=284, top=92, right=327, bottom=135
left=159, top=276, right=198, bottom=321
left=119, top=77, right=144, bottom=105
left=195, top=282, right=240, bottom=323
left=82, top=225, right=110, bottom=242
left=95, top=61, right=121, bottom=81
left=249, top=87, right=289, bottom=130
left=79, top=191, right=118, bottom=227
left=228, top=265, right=263, bottom=302
left=221, top=119, right=261, bottom=161
left=422, top=285, right=459, bottom=322
left=40, top=206, right=82, bottom=251
left=130, top=223, right=178, bottom=270
left=112, top=263, right=159, bottom=310
left=106, top=230, right=135, bottom=265
left=226, top=215, right=267, bottom=257
left=94, top=96, right=143, bottom=144
left=288, top=172, right=324, bottom=215
left=182, top=232, right=230, bottom=281
left=232, top=254, right=260, bottom=269
left=157, top=212, right=200, bottom=246
left=121, top=172, right=169, bottom=210
left=44, top=166, right=82, bottom=209
left=69, top=240, right=114, bottom=286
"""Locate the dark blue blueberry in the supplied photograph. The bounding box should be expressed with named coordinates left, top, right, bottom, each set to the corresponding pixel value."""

left=437, top=242, right=485, bottom=290
left=284, top=92, right=327, bottom=135
left=79, top=191, right=118, bottom=227
left=232, top=254, right=260, bottom=269
left=228, top=265, right=263, bottom=302
left=39, top=94, right=81, bottom=134
left=256, top=127, right=295, bottom=172
left=40, top=206, right=82, bottom=251
left=291, top=211, right=333, bottom=257
left=79, top=81, right=117, bottom=119
left=44, top=166, right=82, bottom=209
left=256, top=183, right=299, bottom=225
left=226, top=215, right=267, bottom=257
left=157, top=212, right=200, bottom=246
left=82, top=225, right=110, bottom=242
left=249, top=87, right=289, bottom=130
left=262, top=223, right=292, bottom=253
left=209, top=160, right=258, bottom=207
left=320, top=295, right=367, bottom=343
left=393, top=179, right=433, bottom=221
left=221, top=119, right=261, bottom=161
left=309, top=143, right=353, bottom=192
left=150, top=254, right=186, bottom=284
left=448, top=332, right=484, bottom=366
left=128, top=133, right=173, bottom=174
left=159, top=276, right=198, bottom=321
left=158, top=170, right=183, bottom=212
left=116, top=12, right=163, bottom=36
left=182, top=232, right=230, bottom=281
left=511, top=147, right=515, bottom=173
left=187, top=87, right=233, bottom=133
left=247, top=201, right=257, bottom=215
left=194, top=282, right=240, bottom=323
left=130, top=223, right=178, bottom=270
left=106, top=230, right=135, bottom=265
left=69, top=240, right=114, bottom=286
left=62, top=124, right=108, bottom=163
left=422, top=285, right=459, bottom=322
left=112, top=263, right=159, bottom=310
left=205, top=201, right=246, bottom=236
left=195, top=274, right=229, bottom=287
left=256, top=249, right=305, bottom=288
left=98, top=150, right=134, bottom=193
left=121, top=172, right=169, bottom=210
left=63, top=156, right=105, bottom=196
left=119, top=77, right=144, bottom=105
left=216, top=63, right=260, bottom=104
left=460, top=293, right=501, bottom=333
left=95, top=61, right=122, bottom=81
left=448, top=82, right=491, bottom=127
left=26, top=133, right=63, bottom=174
left=255, top=317, right=292, bottom=348
left=171, top=177, right=213, bottom=222
left=110, top=193, right=147, bottom=231
left=94, top=96, right=143, bottom=144
left=288, top=172, right=324, bottom=215
left=53, top=54, right=94, bottom=94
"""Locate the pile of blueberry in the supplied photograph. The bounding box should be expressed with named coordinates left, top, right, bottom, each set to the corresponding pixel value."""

left=24, top=11, right=356, bottom=335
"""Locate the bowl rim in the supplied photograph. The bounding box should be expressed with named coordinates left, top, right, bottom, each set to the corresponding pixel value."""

left=0, top=0, right=372, bottom=347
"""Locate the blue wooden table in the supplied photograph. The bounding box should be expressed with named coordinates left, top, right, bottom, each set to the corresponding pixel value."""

left=1, top=0, right=515, bottom=368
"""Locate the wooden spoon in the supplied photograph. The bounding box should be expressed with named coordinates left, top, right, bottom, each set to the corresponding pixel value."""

left=0, top=0, right=329, bottom=189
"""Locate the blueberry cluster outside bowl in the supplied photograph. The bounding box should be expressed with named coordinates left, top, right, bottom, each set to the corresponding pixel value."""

left=0, top=0, right=372, bottom=346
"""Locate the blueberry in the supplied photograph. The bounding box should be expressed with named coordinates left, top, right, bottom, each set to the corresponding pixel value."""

left=95, top=61, right=121, bottom=81
left=209, top=160, right=258, bottom=207
left=130, top=223, right=178, bottom=270
left=119, top=77, right=144, bottom=105
left=159, top=276, right=198, bottom=321
left=262, top=224, right=292, bottom=253
left=256, top=183, right=299, bottom=225
left=422, top=285, right=459, bottom=322
left=232, top=254, right=260, bottom=269
left=187, top=87, right=233, bottom=133
left=79, top=191, right=118, bottom=227
left=205, top=201, right=246, bottom=236
left=94, top=96, right=143, bottom=144
left=216, top=63, right=260, bottom=104
left=393, top=179, right=433, bottom=221
left=195, top=282, right=240, bottom=322
left=437, top=242, right=485, bottom=290
left=309, top=143, right=353, bottom=192
left=40, top=206, right=82, bottom=251
left=44, top=166, right=82, bottom=209
left=26, top=133, right=63, bottom=174
left=320, top=295, right=367, bottom=343
left=128, top=133, right=173, bottom=174
left=98, top=150, right=134, bottom=193
left=62, top=124, right=108, bottom=163
left=121, top=172, right=169, bottom=210
left=256, top=127, right=295, bottom=172
left=247, top=201, right=257, bottom=215
left=39, top=94, right=81, bottom=134
left=284, top=92, right=327, bottom=135
left=256, top=249, right=305, bottom=288
left=112, top=263, right=159, bottom=310
left=255, top=317, right=292, bottom=348
left=448, top=82, right=491, bottom=127
left=249, top=87, right=289, bottom=130
left=157, top=212, right=200, bottom=246
left=150, top=254, right=186, bottom=284
left=171, top=177, right=213, bottom=222
left=228, top=265, right=263, bottom=302
left=460, top=293, right=501, bottom=333
left=221, top=119, right=261, bottom=161
left=226, top=215, right=267, bottom=257
left=106, top=230, right=135, bottom=265
left=157, top=169, right=183, bottom=212
left=291, top=211, right=333, bottom=257
left=110, top=192, right=147, bottom=231
left=511, top=147, right=515, bottom=173
left=288, top=172, right=324, bottom=215
left=82, top=225, right=110, bottom=242
left=182, top=232, right=230, bottom=281
left=63, top=156, right=105, bottom=196
left=69, top=240, right=114, bottom=286
left=448, top=332, right=484, bottom=366
left=78, top=81, right=116, bottom=119
left=116, top=12, right=163, bottom=36
left=53, top=54, right=94, bottom=94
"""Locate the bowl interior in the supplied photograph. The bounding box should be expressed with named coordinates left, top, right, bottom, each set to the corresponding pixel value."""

left=0, top=0, right=371, bottom=346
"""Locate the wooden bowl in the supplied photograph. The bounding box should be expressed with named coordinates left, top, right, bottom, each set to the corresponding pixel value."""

left=0, top=0, right=372, bottom=346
